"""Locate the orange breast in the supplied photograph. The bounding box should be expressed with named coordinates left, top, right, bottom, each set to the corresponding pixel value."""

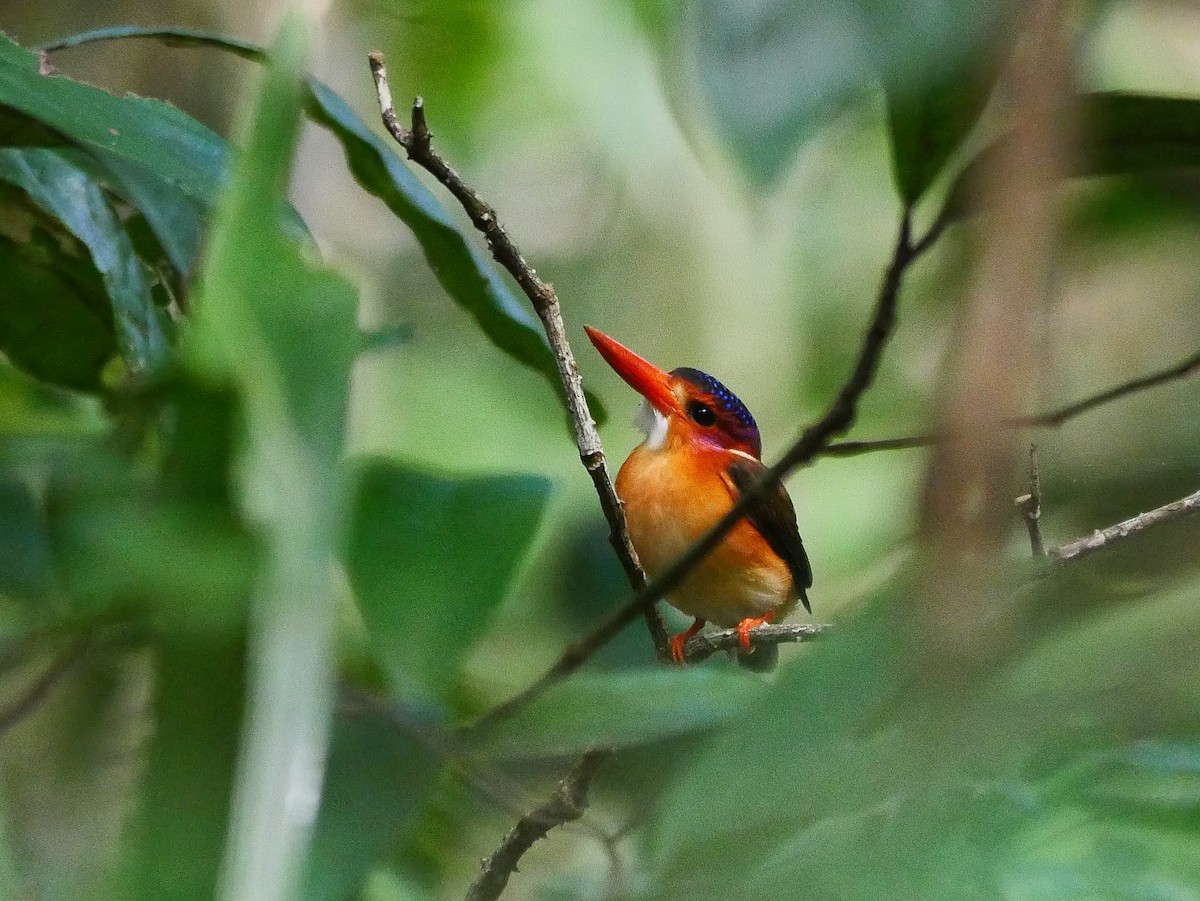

left=616, top=444, right=795, bottom=627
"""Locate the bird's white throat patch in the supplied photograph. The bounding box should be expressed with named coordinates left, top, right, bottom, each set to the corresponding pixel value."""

left=635, top=398, right=669, bottom=451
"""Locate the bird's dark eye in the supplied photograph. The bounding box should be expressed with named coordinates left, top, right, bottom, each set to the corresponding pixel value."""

left=688, top=401, right=717, bottom=427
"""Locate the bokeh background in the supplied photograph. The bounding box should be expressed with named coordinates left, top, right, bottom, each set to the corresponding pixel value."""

left=2, top=0, right=1200, bottom=898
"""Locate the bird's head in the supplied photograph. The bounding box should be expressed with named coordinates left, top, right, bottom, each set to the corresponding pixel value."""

left=584, top=326, right=761, bottom=459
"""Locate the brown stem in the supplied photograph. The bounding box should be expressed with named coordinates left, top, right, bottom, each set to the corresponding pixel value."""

left=464, top=749, right=611, bottom=901
left=368, top=53, right=669, bottom=659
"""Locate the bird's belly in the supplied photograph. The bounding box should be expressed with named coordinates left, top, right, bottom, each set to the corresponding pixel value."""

left=617, top=450, right=794, bottom=628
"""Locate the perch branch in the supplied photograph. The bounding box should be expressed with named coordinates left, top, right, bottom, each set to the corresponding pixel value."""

left=369, top=52, right=669, bottom=659
left=474, top=205, right=942, bottom=726
left=823, top=346, right=1200, bottom=458
left=683, top=623, right=830, bottom=665
left=1049, top=486, right=1200, bottom=565
left=1014, top=443, right=1046, bottom=558
left=464, top=749, right=611, bottom=901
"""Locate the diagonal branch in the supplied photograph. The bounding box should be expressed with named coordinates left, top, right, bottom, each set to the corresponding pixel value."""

left=1049, top=486, right=1200, bottom=565
left=473, top=207, right=940, bottom=726
left=464, top=749, right=611, bottom=901
left=369, top=52, right=669, bottom=659
left=822, top=346, right=1200, bottom=458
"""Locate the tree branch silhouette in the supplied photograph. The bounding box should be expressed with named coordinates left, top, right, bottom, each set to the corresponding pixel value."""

left=464, top=749, right=611, bottom=901
left=822, top=346, right=1200, bottom=458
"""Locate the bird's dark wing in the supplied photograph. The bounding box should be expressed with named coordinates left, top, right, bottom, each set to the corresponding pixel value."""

left=723, top=456, right=813, bottom=612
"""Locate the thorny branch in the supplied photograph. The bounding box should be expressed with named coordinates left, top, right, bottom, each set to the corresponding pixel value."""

left=474, top=207, right=938, bottom=727
left=369, top=52, right=669, bottom=660
left=464, top=749, right=611, bottom=901
left=823, top=346, right=1200, bottom=458
left=1049, top=486, right=1200, bottom=565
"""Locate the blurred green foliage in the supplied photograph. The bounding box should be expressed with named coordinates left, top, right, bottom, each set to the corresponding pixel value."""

left=0, top=3, right=1198, bottom=901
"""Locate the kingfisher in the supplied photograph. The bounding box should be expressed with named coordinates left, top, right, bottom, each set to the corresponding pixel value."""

left=584, top=327, right=812, bottom=671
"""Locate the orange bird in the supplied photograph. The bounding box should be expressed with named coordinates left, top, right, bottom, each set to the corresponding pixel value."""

left=585, top=327, right=812, bottom=670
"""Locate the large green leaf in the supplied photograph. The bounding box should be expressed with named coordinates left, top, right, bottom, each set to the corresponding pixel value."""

left=0, top=32, right=229, bottom=201
left=34, top=26, right=605, bottom=422
left=946, top=92, right=1200, bottom=219
left=471, top=667, right=766, bottom=759
left=185, top=18, right=357, bottom=899
left=0, top=233, right=115, bottom=390
left=686, top=0, right=1008, bottom=187
left=345, top=459, right=550, bottom=703
left=0, top=149, right=168, bottom=372
left=112, top=636, right=246, bottom=901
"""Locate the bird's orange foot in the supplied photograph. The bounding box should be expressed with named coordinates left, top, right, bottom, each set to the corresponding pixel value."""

left=735, top=612, right=775, bottom=653
left=669, top=618, right=707, bottom=666
left=669, top=634, right=688, bottom=665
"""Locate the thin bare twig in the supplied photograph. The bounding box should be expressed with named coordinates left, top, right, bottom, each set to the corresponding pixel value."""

left=368, top=52, right=670, bottom=660
left=1014, top=443, right=1046, bottom=558
left=1049, top=487, right=1200, bottom=565
left=472, top=207, right=938, bottom=726
left=465, top=749, right=611, bottom=901
left=823, top=346, right=1200, bottom=458
left=683, top=623, right=829, bottom=665
left=1019, top=348, right=1200, bottom=428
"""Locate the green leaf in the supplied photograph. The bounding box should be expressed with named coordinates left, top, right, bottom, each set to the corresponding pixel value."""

left=883, top=53, right=1002, bottom=205
left=471, top=668, right=766, bottom=759
left=345, top=460, right=550, bottom=702
left=34, top=26, right=607, bottom=423
left=302, top=702, right=442, bottom=901
left=0, top=475, right=52, bottom=601
left=114, top=636, right=246, bottom=900
left=946, top=92, right=1200, bottom=219
left=97, top=155, right=205, bottom=275
left=0, top=32, right=229, bottom=204
left=0, top=33, right=311, bottom=278
left=0, top=362, right=106, bottom=438
left=0, top=233, right=115, bottom=390
left=185, top=18, right=358, bottom=899
left=0, top=148, right=169, bottom=372
left=687, top=0, right=1008, bottom=187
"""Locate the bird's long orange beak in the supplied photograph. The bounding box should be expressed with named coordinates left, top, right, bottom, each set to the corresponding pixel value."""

left=584, top=326, right=679, bottom=416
